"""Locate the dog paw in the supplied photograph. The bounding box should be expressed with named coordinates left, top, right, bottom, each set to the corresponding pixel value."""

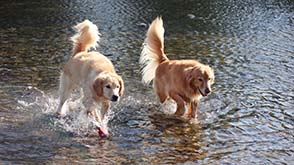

left=55, top=112, right=66, bottom=119
left=174, top=111, right=185, bottom=117
left=187, top=114, right=196, bottom=119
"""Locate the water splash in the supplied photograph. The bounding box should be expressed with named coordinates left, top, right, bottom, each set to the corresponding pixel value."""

left=16, top=86, right=112, bottom=137
left=159, top=99, right=207, bottom=124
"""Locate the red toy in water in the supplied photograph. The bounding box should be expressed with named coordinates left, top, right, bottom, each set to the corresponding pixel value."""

left=97, top=125, right=109, bottom=138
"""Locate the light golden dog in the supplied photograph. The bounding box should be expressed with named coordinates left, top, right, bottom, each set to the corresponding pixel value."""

left=56, top=20, right=124, bottom=135
left=140, top=17, right=214, bottom=118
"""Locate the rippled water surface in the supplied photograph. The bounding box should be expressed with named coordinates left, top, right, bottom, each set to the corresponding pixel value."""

left=1, top=0, right=293, bottom=164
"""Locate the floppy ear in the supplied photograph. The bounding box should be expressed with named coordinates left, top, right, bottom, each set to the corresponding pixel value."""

left=93, top=77, right=104, bottom=97
left=185, top=67, right=194, bottom=84
left=189, top=77, right=197, bottom=89
left=210, top=68, right=215, bottom=85
left=118, top=76, right=124, bottom=96
left=185, top=67, right=198, bottom=90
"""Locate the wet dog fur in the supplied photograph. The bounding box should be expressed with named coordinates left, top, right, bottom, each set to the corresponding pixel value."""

left=56, top=20, right=124, bottom=135
left=140, top=17, right=214, bottom=118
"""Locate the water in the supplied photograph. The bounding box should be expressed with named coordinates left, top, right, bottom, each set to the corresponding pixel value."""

left=1, top=0, right=293, bottom=164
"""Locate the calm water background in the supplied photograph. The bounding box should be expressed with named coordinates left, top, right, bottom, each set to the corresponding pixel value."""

left=0, top=0, right=293, bottom=164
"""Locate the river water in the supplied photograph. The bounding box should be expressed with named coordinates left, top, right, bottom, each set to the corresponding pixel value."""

left=0, top=0, right=293, bottom=164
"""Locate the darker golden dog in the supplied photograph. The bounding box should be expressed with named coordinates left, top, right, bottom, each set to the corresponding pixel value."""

left=140, top=17, right=214, bottom=118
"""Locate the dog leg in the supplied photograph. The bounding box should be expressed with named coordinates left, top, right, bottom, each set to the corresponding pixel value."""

left=100, top=101, right=110, bottom=122
left=154, top=82, right=168, bottom=103
left=169, top=92, right=186, bottom=116
left=56, top=73, right=72, bottom=117
left=79, top=87, right=84, bottom=100
left=83, top=99, right=108, bottom=124
left=83, top=98, right=102, bottom=124
left=92, top=106, right=102, bottom=124
left=81, top=88, right=91, bottom=115
left=157, top=92, right=168, bottom=103
left=91, top=105, right=101, bottom=123
left=188, top=102, right=193, bottom=117
left=188, top=101, right=198, bottom=118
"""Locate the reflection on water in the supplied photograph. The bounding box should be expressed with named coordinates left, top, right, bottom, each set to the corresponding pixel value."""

left=0, top=0, right=293, bottom=164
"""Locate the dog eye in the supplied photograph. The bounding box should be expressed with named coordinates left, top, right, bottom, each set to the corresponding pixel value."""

left=198, top=78, right=203, bottom=82
left=106, top=85, right=111, bottom=89
left=208, top=78, right=211, bottom=81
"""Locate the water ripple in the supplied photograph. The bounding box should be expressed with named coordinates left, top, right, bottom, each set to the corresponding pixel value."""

left=1, top=0, right=293, bottom=164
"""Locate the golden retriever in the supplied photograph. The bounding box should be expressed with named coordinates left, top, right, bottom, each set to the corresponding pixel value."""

left=56, top=20, right=124, bottom=136
left=140, top=17, right=214, bottom=119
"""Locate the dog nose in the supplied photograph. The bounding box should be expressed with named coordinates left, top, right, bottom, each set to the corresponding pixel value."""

left=111, top=95, right=119, bottom=102
left=205, top=88, right=211, bottom=94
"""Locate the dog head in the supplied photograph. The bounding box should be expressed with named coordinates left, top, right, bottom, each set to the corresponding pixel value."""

left=187, top=65, right=214, bottom=97
left=93, top=73, right=124, bottom=102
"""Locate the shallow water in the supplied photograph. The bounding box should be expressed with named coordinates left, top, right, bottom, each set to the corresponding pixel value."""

left=1, top=0, right=293, bottom=164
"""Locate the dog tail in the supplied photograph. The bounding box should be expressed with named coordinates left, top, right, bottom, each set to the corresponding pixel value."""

left=71, top=20, right=101, bottom=56
left=140, top=17, right=169, bottom=84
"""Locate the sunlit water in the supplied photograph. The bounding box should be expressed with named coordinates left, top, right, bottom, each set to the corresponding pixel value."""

left=1, top=0, right=293, bottom=164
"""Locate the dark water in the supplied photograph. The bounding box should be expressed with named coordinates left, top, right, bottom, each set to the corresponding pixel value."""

left=1, top=0, right=293, bottom=164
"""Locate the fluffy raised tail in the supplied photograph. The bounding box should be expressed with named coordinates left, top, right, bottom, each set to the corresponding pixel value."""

left=139, top=17, right=169, bottom=84
left=71, top=20, right=101, bottom=56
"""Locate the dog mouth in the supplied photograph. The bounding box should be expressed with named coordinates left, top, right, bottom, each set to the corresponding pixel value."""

left=198, top=88, right=208, bottom=97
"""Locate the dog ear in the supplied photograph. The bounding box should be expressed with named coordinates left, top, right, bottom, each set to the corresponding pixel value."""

left=189, top=77, right=197, bottom=87
left=118, top=76, right=124, bottom=96
left=185, top=67, right=198, bottom=90
left=93, top=77, right=104, bottom=97
left=185, top=67, right=195, bottom=83
left=210, top=68, right=215, bottom=85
